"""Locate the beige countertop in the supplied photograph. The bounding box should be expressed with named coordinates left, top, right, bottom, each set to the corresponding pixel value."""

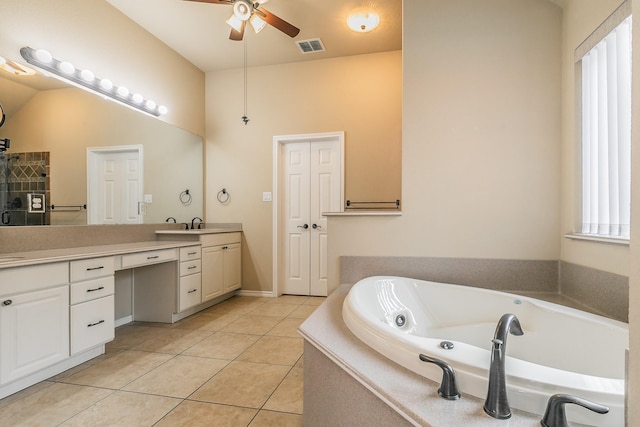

left=0, top=240, right=198, bottom=269
left=155, top=227, right=243, bottom=235
left=299, top=284, right=543, bottom=427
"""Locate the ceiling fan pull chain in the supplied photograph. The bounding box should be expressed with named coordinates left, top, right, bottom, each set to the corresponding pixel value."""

left=242, top=36, right=250, bottom=125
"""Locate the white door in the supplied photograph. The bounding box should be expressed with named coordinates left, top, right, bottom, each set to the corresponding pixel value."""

left=282, top=140, right=341, bottom=296
left=87, top=147, right=143, bottom=224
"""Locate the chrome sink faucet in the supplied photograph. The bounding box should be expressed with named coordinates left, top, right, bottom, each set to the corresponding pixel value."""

left=483, top=313, right=523, bottom=419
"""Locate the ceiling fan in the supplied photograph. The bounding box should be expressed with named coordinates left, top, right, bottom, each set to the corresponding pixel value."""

left=185, top=0, right=300, bottom=41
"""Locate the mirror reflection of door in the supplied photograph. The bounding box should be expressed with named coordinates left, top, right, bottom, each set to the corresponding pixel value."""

left=87, top=146, right=143, bottom=225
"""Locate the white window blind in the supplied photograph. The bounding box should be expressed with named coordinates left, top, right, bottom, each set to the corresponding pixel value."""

left=580, top=16, right=632, bottom=239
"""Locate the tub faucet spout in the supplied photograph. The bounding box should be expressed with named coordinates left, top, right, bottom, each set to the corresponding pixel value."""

left=483, top=313, right=523, bottom=420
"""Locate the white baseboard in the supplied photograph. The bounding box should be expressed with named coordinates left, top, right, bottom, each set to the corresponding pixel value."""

left=235, top=289, right=276, bottom=298
left=115, top=315, right=133, bottom=327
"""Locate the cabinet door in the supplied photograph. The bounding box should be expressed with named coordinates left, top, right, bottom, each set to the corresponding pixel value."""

left=201, top=245, right=224, bottom=302
left=223, top=243, right=242, bottom=292
left=0, top=286, right=69, bottom=384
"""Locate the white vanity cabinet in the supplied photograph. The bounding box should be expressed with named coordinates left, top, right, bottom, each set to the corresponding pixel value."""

left=178, top=246, right=202, bottom=312
left=0, top=263, right=69, bottom=385
left=69, top=257, right=115, bottom=355
left=201, top=233, right=241, bottom=302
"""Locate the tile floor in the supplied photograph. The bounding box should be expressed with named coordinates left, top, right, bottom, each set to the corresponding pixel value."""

left=0, top=295, right=325, bottom=426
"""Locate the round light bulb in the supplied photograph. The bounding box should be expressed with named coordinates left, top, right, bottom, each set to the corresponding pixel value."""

left=117, top=86, right=129, bottom=97
left=158, top=106, right=168, bottom=115
left=80, top=69, right=95, bottom=82
left=59, top=61, right=75, bottom=75
left=35, top=49, right=53, bottom=63
left=100, top=78, right=113, bottom=90
left=132, top=93, right=144, bottom=104
left=145, top=100, right=157, bottom=110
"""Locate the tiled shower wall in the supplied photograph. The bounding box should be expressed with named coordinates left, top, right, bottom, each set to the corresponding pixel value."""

left=2, top=151, right=50, bottom=226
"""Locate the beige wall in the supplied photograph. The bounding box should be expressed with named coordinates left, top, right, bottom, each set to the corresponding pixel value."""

left=4, top=86, right=203, bottom=225
left=327, top=0, right=562, bottom=293
left=0, top=0, right=205, bottom=136
left=205, top=51, right=402, bottom=292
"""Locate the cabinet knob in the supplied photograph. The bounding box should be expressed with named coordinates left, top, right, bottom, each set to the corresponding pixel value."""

left=2, top=299, right=12, bottom=306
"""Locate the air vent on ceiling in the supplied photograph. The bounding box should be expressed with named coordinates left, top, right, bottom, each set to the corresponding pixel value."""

left=296, top=38, right=326, bottom=54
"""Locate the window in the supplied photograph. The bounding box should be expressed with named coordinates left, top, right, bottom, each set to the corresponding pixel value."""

left=579, top=13, right=632, bottom=239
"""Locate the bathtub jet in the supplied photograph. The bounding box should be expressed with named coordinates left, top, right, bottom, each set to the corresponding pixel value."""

left=342, top=276, right=626, bottom=427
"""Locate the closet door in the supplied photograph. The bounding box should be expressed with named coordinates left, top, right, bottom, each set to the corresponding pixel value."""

left=282, top=140, right=341, bottom=296
left=282, top=142, right=311, bottom=295
left=309, top=141, right=341, bottom=295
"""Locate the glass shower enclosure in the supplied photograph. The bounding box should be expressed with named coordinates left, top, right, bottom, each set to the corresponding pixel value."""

left=0, top=151, right=8, bottom=225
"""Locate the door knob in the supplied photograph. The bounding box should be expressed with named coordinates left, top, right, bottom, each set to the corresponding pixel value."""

left=297, top=224, right=309, bottom=229
left=312, top=224, right=322, bottom=230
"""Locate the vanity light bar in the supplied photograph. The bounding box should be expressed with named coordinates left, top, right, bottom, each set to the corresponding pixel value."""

left=20, top=47, right=168, bottom=117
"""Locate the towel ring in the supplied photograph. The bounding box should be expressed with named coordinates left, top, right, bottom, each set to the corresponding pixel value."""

left=217, top=188, right=230, bottom=204
left=179, top=189, right=192, bottom=205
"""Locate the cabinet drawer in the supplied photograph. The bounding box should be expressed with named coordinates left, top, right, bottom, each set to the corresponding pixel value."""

left=179, top=273, right=201, bottom=312
left=0, top=262, right=68, bottom=297
left=70, top=256, right=115, bottom=282
left=180, top=259, right=201, bottom=277
left=200, top=232, right=241, bottom=247
left=121, top=249, right=177, bottom=269
left=180, top=246, right=201, bottom=261
left=70, top=295, right=114, bottom=355
left=70, top=276, right=114, bottom=305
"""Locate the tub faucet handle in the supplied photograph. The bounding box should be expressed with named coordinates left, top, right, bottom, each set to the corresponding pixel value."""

left=418, top=354, right=460, bottom=400
left=541, top=394, right=609, bottom=427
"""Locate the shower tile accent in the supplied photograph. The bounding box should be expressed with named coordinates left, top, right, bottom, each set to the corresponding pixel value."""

left=2, top=151, right=50, bottom=226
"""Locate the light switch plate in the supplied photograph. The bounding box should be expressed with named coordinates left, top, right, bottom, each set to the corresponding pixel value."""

left=262, top=192, right=272, bottom=202
left=144, top=194, right=153, bottom=203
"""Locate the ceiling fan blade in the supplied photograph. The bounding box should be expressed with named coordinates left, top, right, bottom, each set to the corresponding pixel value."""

left=229, top=20, right=245, bottom=41
left=255, top=7, right=300, bottom=38
left=183, top=0, right=233, bottom=4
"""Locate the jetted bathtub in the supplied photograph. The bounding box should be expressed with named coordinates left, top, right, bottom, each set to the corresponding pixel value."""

left=342, top=276, right=627, bottom=426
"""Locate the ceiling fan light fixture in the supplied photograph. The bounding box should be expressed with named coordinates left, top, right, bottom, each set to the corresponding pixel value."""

left=233, top=0, right=252, bottom=21
left=226, top=14, right=244, bottom=32
left=249, top=14, right=266, bottom=33
left=347, top=10, right=380, bottom=33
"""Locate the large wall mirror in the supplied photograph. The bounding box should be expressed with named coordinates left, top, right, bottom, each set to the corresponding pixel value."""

left=0, top=66, right=203, bottom=226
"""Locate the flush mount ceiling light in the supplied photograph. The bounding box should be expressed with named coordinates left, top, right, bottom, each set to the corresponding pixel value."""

left=20, top=46, right=168, bottom=117
left=347, top=10, right=380, bottom=33
left=0, top=56, right=36, bottom=76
